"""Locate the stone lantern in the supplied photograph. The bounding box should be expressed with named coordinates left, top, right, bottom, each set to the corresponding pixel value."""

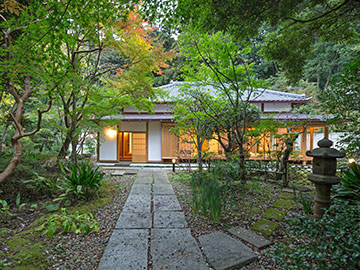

left=306, top=138, right=345, bottom=219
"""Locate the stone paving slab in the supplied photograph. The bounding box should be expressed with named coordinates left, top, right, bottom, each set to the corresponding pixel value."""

left=154, top=211, right=187, bottom=228
left=97, top=229, right=148, bottom=270
left=129, top=184, right=152, bottom=195
left=115, top=212, right=152, bottom=229
left=199, top=232, right=257, bottom=270
left=122, top=195, right=151, bottom=212
left=151, top=228, right=208, bottom=270
left=228, top=226, right=271, bottom=249
left=153, top=184, right=175, bottom=195
left=134, top=177, right=153, bottom=184
left=111, top=170, right=125, bottom=176
left=153, top=195, right=182, bottom=211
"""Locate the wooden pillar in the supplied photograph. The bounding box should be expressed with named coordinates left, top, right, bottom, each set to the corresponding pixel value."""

left=324, top=126, right=329, bottom=139
left=310, top=127, right=314, bottom=150
left=301, top=128, right=307, bottom=160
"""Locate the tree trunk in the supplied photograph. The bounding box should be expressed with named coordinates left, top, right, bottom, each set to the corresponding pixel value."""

left=0, top=124, right=9, bottom=152
left=0, top=139, right=22, bottom=184
left=58, top=124, right=76, bottom=158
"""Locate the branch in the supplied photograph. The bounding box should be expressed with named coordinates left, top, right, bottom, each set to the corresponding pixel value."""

left=29, top=0, right=72, bottom=50
left=286, top=0, right=349, bottom=24
left=22, top=97, right=53, bottom=137
left=73, top=47, right=101, bottom=54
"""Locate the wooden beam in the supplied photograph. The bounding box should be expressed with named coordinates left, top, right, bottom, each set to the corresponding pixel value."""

left=324, top=126, right=329, bottom=139
left=310, top=127, right=314, bottom=150
left=301, top=129, right=307, bottom=157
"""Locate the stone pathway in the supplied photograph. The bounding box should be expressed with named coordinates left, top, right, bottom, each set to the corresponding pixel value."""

left=98, top=169, right=258, bottom=270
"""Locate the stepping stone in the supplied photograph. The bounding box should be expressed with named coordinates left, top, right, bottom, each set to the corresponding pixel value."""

left=262, top=208, right=286, bottom=221
left=115, top=212, right=152, bottom=229
left=228, top=226, right=271, bottom=249
left=279, top=192, right=296, bottom=200
left=153, top=184, right=175, bottom=195
left=111, top=170, right=125, bottom=176
left=154, top=211, right=187, bottom=228
left=251, top=219, right=278, bottom=236
left=97, top=229, right=148, bottom=270
left=153, top=195, right=182, bottom=211
left=199, top=231, right=257, bottom=270
left=129, top=184, right=151, bottom=195
left=272, top=199, right=294, bottom=210
left=151, top=228, right=208, bottom=270
left=122, top=195, right=151, bottom=212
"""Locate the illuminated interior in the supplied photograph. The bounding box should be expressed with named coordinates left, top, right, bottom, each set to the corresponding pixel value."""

left=119, top=132, right=132, bottom=160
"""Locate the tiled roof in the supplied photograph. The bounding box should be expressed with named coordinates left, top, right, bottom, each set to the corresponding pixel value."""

left=103, top=112, right=326, bottom=123
left=102, top=114, right=173, bottom=121
left=157, top=81, right=311, bottom=103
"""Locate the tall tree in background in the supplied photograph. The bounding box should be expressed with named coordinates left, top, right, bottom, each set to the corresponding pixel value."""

left=143, top=0, right=360, bottom=82
left=0, top=0, right=134, bottom=184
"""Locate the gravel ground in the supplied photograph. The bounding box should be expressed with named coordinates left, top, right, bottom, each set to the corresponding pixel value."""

left=168, top=171, right=300, bottom=270
left=46, top=173, right=134, bottom=270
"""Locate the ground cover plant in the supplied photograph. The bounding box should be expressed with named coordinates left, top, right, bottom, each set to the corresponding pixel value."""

left=268, top=199, right=360, bottom=269
left=0, top=154, right=134, bottom=270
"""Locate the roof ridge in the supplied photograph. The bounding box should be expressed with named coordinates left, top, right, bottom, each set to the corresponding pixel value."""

left=262, top=88, right=306, bottom=97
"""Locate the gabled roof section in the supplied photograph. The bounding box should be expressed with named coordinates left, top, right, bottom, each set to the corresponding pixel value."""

left=157, top=81, right=311, bottom=103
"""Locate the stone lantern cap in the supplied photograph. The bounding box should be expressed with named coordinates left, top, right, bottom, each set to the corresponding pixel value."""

left=306, top=138, right=346, bottom=158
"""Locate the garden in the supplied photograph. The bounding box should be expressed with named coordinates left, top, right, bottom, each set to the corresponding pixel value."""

left=1, top=0, right=360, bottom=269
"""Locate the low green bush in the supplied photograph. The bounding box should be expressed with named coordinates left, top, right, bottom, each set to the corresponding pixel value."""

left=334, top=162, right=360, bottom=201
left=268, top=199, right=360, bottom=269
left=37, top=208, right=99, bottom=238
left=59, top=161, right=104, bottom=200
left=23, top=173, right=61, bottom=197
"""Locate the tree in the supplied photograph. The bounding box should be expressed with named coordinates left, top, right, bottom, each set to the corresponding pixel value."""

left=319, top=56, right=360, bottom=159
left=0, top=0, right=134, bottom=184
left=171, top=86, right=214, bottom=171
left=178, top=30, right=263, bottom=181
left=143, top=0, right=360, bottom=82
left=55, top=10, right=173, bottom=164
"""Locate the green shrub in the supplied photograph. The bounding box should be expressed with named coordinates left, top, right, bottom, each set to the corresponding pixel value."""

left=22, top=173, right=61, bottom=197
left=334, top=162, right=360, bottom=201
left=59, top=161, right=104, bottom=200
left=37, top=208, right=99, bottom=238
left=211, top=159, right=245, bottom=182
left=191, top=172, right=226, bottom=223
left=268, top=199, right=360, bottom=269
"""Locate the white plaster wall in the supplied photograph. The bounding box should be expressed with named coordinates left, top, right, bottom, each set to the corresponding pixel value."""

left=119, top=122, right=146, bottom=132
left=148, top=122, right=162, bottom=161
left=99, top=129, right=117, bottom=161
left=264, top=102, right=291, bottom=112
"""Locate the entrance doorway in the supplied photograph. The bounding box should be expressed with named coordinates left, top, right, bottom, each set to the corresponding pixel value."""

left=118, top=132, right=132, bottom=160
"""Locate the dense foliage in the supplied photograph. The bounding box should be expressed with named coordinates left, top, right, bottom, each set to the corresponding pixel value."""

left=268, top=199, right=360, bottom=269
